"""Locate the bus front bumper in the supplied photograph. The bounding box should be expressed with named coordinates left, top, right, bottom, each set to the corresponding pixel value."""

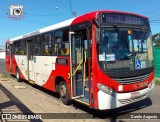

left=98, top=80, right=155, bottom=110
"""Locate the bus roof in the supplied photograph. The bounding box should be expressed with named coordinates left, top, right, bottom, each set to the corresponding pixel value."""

left=9, top=18, right=75, bottom=43
left=8, top=10, right=148, bottom=43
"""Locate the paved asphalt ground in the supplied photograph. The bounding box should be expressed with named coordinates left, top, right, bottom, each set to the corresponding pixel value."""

left=0, top=59, right=8, bottom=74
left=0, top=59, right=160, bottom=122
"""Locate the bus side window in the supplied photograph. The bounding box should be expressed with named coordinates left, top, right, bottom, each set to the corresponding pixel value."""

left=13, top=41, right=20, bottom=55
left=34, top=35, right=42, bottom=55
left=42, top=32, right=53, bottom=55
left=54, top=30, right=62, bottom=55
left=54, top=29, right=69, bottom=55
left=6, top=43, right=10, bottom=54
left=19, top=40, right=26, bottom=55
left=62, top=29, right=69, bottom=55
left=61, top=43, right=70, bottom=55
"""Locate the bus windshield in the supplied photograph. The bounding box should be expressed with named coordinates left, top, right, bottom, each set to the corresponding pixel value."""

left=98, top=28, right=154, bottom=71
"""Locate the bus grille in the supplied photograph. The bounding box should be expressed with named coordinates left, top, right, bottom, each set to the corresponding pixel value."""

left=112, top=73, right=151, bottom=85
left=118, top=94, right=147, bottom=104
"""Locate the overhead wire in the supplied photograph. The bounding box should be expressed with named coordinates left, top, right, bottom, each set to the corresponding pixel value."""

left=0, top=0, right=160, bottom=24
left=25, top=13, right=67, bottom=17
left=0, top=7, right=69, bottom=25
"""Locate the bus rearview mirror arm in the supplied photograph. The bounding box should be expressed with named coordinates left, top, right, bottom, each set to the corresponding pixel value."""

left=92, top=18, right=101, bottom=44
left=95, top=28, right=101, bottom=44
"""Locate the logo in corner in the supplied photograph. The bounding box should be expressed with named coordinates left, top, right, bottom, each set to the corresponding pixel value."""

left=8, top=5, right=25, bottom=20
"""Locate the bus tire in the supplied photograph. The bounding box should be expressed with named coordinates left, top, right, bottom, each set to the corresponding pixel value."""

left=16, top=68, right=21, bottom=82
left=59, top=81, right=72, bottom=105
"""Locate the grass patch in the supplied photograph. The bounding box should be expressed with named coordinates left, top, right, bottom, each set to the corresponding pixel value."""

left=0, top=73, right=11, bottom=78
left=155, top=79, right=160, bottom=85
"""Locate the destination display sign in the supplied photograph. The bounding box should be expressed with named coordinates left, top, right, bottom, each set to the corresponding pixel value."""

left=102, top=13, right=150, bottom=28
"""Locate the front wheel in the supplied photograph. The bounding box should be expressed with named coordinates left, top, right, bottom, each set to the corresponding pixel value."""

left=59, top=81, right=72, bottom=105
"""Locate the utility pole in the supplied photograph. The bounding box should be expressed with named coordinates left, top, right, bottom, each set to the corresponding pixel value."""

left=68, top=0, right=76, bottom=17
left=72, top=11, right=77, bottom=17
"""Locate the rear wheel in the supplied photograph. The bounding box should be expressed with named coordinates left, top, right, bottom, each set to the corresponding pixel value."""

left=59, top=81, right=72, bottom=105
left=16, top=68, right=21, bottom=82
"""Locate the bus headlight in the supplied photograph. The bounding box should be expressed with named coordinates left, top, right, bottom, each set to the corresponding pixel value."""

left=97, top=83, right=116, bottom=97
left=148, top=80, right=155, bottom=89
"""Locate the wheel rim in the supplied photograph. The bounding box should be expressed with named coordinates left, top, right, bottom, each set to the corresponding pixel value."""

left=16, top=70, right=19, bottom=80
left=60, top=84, right=67, bottom=98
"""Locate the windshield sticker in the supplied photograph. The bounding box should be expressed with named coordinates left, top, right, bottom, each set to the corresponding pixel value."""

left=99, top=54, right=105, bottom=61
left=135, top=60, right=142, bottom=69
left=106, top=54, right=115, bottom=61
left=141, top=61, right=146, bottom=68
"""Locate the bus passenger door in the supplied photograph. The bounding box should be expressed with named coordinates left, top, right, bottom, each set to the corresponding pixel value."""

left=69, top=32, right=84, bottom=98
left=27, top=40, right=34, bottom=81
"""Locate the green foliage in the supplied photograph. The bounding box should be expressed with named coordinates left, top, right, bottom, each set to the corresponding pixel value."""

left=0, top=73, right=11, bottom=78
left=152, top=33, right=160, bottom=47
left=155, top=79, right=160, bottom=85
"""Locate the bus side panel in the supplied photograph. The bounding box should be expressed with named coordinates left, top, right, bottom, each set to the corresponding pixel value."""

left=11, top=55, right=18, bottom=75
left=42, top=57, right=71, bottom=93
left=6, top=54, right=11, bottom=72
left=32, top=56, right=57, bottom=89
left=14, top=55, right=28, bottom=80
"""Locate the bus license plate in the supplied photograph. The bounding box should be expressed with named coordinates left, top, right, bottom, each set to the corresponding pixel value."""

left=131, top=92, right=140, bottom=98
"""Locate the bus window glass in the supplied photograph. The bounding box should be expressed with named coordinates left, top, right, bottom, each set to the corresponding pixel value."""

left=133, top=31, right=148, bottom=53
left=62, top=29, right=69, bottom=42
left=13, top=41, right=20, bottom=55
left=55, top=31, right=62, bottom=42
left=84, top=40, right=88, bottom=49
left=98, top=29, right=153, bottom=71
left=34, top=35, right=42, bottom=55
left=62, top=29, right=69, bottom=54
left=54, top=29, right=69, bottom=55
left=19, top=40, right=26, bottom=55
left=75, top=36, right=82, bottom=50
left=6, top=43, right=10, bottom=54
left=129, top=39, right=133, bottom=52
left=42, top=33, right=53, bottom=55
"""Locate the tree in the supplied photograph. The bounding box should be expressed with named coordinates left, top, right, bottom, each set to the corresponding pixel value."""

left=152, top=33, right=160, bottom=47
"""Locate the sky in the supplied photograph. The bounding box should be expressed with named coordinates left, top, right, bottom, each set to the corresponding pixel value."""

left=0, top=0, right=160, bottom=47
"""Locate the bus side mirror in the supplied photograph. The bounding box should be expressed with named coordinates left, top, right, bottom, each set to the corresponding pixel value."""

left=95, top=28, right=101, bottom=44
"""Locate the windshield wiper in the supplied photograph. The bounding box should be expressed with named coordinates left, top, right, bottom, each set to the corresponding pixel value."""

left=127, top=52, right=136, bottom=58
